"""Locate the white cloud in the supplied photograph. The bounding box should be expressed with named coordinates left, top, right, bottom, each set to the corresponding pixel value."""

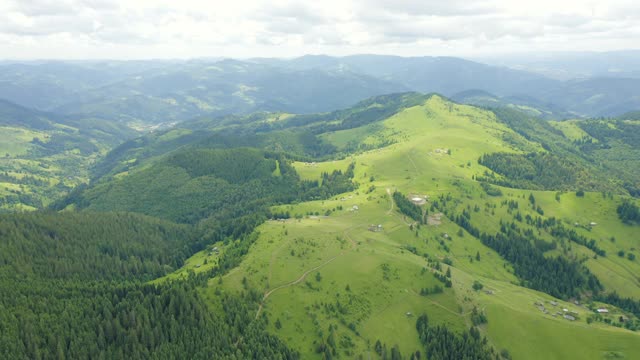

left=0, top=0, right=638, bottom=59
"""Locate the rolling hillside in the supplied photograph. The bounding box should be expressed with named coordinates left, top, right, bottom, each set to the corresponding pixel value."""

left=0, top=99, right=138, bottom=211
left=45, top=93, right=640, bottom=359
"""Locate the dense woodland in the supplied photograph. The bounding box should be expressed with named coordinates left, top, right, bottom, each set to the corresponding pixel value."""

left=0, top=212, right=196, bottom=281
left=617, top=200, right=640, bottom=224
left=478, top=152, right=585, bottom=191
left=0, top=211, right=299, bottom=359
left=0, top=279, right=298, bottom=359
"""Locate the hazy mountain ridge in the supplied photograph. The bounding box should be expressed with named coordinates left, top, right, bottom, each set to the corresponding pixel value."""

left=258, top=55, right=640, bottom=117
left=3, top=54, right=640, bottom=126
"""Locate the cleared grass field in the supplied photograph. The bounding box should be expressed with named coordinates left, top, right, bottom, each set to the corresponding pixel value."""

left=549, top=119, right=594, bottom=141
left=0, top=126, right=45, bottom=156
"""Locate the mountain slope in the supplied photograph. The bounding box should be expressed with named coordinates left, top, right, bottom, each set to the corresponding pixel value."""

left=54, top=94, right=640, bottom=359
left=204, top=95, right=640, bottom=358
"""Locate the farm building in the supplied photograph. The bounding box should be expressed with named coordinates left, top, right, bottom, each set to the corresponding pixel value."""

left=597, top=308, right=609, bottom=313
left=427, top=212, right=443, bottom=226
left=368, top=224, right=383, bottom=232
left=409, top=194, right=427, bottom=205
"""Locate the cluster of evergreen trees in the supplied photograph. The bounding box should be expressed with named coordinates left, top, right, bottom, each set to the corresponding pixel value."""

left=549, top=222, right=606, bottom=257
left=393, top=191, right=424, bottom=223
left=578, top=120, right=640, bottom=149
left=617, top=200, right=640, bottom=224
left=415, top=314, right=502, bottom=360
left=419, top=284, right=444, bottom=296
left=300, top=162, right=357, bottom=200
left=477, top=152, right=585, bottom=191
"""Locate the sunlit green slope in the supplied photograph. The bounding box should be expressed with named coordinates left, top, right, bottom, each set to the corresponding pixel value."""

left=169, top=96, right=640, bottom=359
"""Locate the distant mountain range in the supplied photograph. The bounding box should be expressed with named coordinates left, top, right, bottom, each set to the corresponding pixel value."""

left=477, top=50, right=640, bottom=80
left=257, top=54, right=640, bottom=118
left=1, top=53, right=640, bottom=124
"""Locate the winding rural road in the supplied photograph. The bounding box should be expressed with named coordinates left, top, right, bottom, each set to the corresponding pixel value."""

left=255, top=221, right=359, bottom=319
left=255, top=255, right=340, bottom=318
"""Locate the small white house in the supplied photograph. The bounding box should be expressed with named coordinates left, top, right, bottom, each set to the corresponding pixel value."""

left=597, top=308, right=609, bottom=313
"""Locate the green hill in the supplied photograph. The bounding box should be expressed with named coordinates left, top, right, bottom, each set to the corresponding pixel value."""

left=4, top=93, right=640, bottom=359
left=197, top=96, right=639, bottom=358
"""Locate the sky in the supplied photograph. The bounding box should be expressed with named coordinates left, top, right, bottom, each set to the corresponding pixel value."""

left=1, top=0, right=639, bottom=60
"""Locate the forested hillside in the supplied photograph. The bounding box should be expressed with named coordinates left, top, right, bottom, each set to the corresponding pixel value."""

left=2, top=92, right=640, bottom=359
left=0, top=211, right=298, bottom=359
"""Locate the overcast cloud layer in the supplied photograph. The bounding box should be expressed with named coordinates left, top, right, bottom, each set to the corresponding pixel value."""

left=1, top=0, right=639, bottom=59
